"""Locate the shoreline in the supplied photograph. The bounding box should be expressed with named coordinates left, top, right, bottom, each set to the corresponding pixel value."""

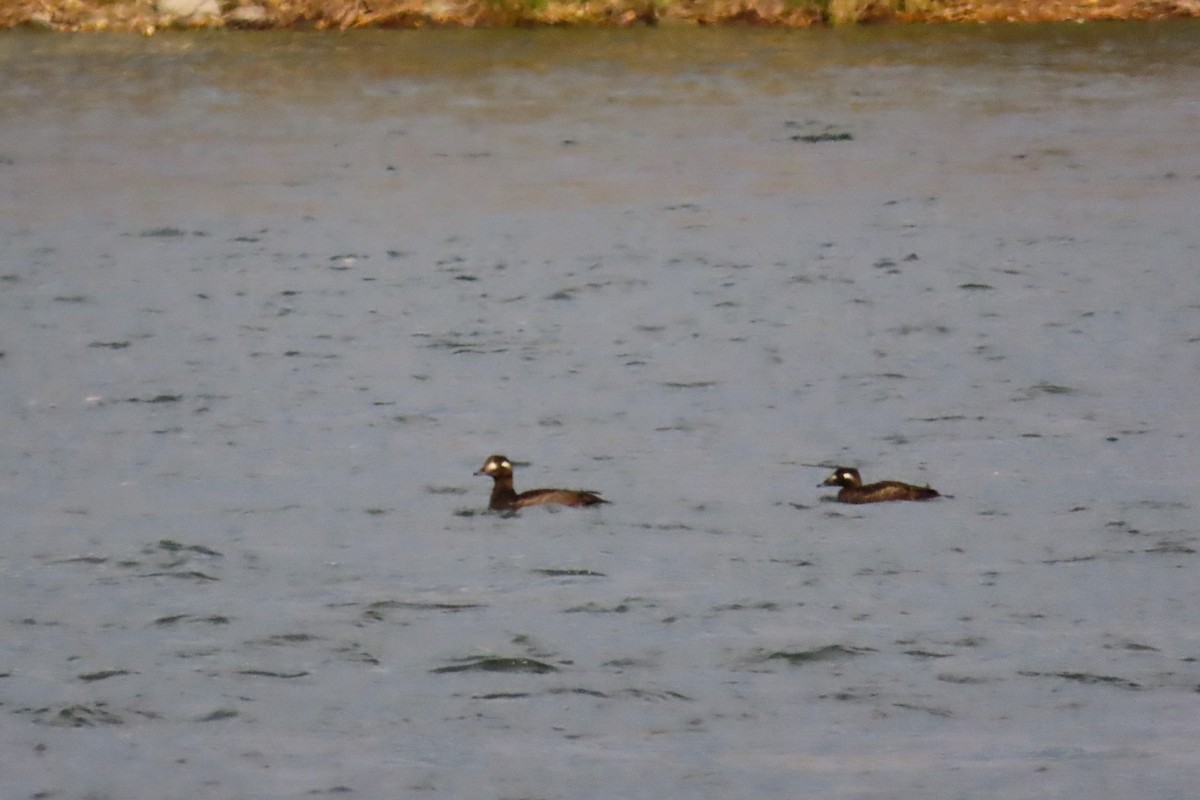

left=3, top=0, right=1199, bottom=33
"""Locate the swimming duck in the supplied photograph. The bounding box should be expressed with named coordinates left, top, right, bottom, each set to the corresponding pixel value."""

left=475, top=455, right=608, bottom=511
left=820, top=466, right=940, bottom=504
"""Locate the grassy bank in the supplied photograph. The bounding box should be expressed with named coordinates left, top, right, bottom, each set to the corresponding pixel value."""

left=2, top=0, right=1198, bottom=32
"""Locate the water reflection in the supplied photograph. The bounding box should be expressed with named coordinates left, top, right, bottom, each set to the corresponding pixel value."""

left=1, top=22, right=1198, bottom=800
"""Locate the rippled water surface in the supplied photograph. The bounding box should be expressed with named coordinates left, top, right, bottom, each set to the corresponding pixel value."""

left=2, top=23, right=1199, bottom=799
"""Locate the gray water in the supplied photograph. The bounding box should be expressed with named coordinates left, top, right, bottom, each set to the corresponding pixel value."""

left=1, top=23, right=1199, bottom=799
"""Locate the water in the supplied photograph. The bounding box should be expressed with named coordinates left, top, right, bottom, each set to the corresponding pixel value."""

left=1, top=23, right=1199, bottom=799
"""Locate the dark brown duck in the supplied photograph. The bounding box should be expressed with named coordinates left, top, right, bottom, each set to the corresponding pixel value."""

left=475, top=455, right=608, bottom=511
left=820, top=466, right=941, bottom=504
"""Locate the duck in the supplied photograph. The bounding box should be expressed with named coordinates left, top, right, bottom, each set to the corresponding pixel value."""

left=475, top=455, right=608, bottom=511
left=820, top=466, right=941, bottom=504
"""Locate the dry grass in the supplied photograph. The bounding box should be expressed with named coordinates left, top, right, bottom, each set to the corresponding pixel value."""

left=1, top=0, right=1197, bottom=30
left=921, top=0, right=1200, bottom=22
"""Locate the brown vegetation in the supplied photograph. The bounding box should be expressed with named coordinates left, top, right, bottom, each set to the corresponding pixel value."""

left=1, top=0, right=1197, bottom=31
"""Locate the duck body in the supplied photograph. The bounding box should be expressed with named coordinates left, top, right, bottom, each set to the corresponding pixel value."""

left=821, top=466, right=940, bottom=504
left=475, top=455, right=608, bottom=511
